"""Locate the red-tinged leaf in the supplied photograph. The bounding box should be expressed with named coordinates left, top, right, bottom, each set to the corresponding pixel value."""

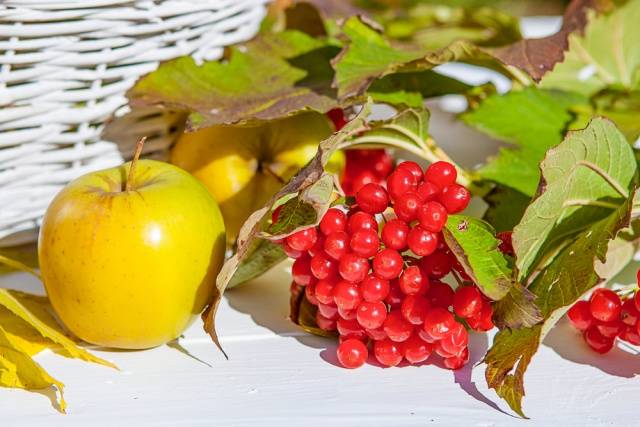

left=491, top=0, right=612, bottom=82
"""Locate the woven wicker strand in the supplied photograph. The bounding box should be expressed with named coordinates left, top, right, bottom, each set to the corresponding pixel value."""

left=0, top=0, right=268, bottom=245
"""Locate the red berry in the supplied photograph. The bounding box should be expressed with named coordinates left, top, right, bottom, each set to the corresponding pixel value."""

left=444, top=348, right=469, bottom=370
left=365, top=327, right=387, bottom=341
left=619, top=324, right=640, bottom=345
left=393, top=191, right=422, bottom=222
left=315, top=278, right=337, bottom=305
left=347, top=211, right=378, bottom=234
left=434, top=340, right=456, bottom=358
left=427, top=280, right=455, bottom=308
left=584, top=326, right=614, bottom=354
left=398, top=265, right=429, bottom=295
left=310, top=252, right=338, bottom=280
left=356, top=183, right=389, bottom=214
left=425, top=161, right=457, bottom=189
left=496, top=231, right=514, bottom=256
left=308, top=234, right=325, bottom=257
left=339, top=253, right=369, bottom=283
left=286, top=227, right=317, bottom=251
left=396, top=161, right=423, bottom=183
left=356, top=301, right=387, bottom=329
left=385, top=280, right=404, bottom=309
left=373, top=339, right=403, bottom=367
left=292, top=255, right=315, bottom=286
left=423, top=307, right=456, bottom=340
left=350, top=229, right=380, bottom=258
left=383, top=310, right=413, bottom=342
left=416, top=181, right=439, bottom=202
left=316, top=312, right=337, bottom=331
left=333, top=280, right=362, bottom=311
left=621, top=298, right=639, bottom=326
left=305, top=283, right=319, bottom=305
left=337, top=317, right=365, bottom=338
left=440, top=322, right=469, bottom=356
left=317, top=302, right=339, bottom=320
left=467, top=303, right=494, bottom=331
left=348, top=170, right=378, bottom=195
left=595, top=319, right=624, bottom=339
left=402, top=333, right=433, bottom=364
left=453, top=286, right=483, bottom=318
left=361, top=275, right=390, bottom=302
left=407, top=226, right=438, bottom=256
left=421, top=250, right=452, bottom=279
left=327, top=108, right=347, bottom=130
left=381, top=219, right=409, bottom=251
left=439, top=184, right=470, bottom=213
left=401, top=294, right=430, bottom=325
left=417, top=327, right=437, bottom=343
left=635, top=290, right=640, bottom=312
left=338, top=306, right=357, bottom=320
left=337, top=339, right=368, bottom=369
left=373, top=248, right=404, bottom=280
left=590, top=289, right=622, bottom=322
left=417, top=201, right=448, bottom=233
left=387, top=169, right=417, bottom=201
left=320, top=208, right=347, bottom=235
left=324, top=231, right=350, bottom=260
left=282, top=241, right=304, bottom=259
left=376, top=151, right=395, bottom=177
left=567, top=300, right=594, bottom=330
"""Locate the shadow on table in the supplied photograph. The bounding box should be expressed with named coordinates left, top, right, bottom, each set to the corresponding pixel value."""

left=226, top=263, right=514, bottom=415
left=451, top=332, right=515, bottom=418
left=545, top=320, right=640, bottom=378
left=224, top=262, right=331, bottom=351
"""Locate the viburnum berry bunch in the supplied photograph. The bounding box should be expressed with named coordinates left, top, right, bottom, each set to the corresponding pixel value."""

left=278, top=160, right=498, bottom=369
left=567, top=272, right=640, bottom=353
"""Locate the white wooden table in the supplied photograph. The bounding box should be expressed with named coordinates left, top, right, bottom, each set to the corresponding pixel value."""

left=1, top=261, right=639, bottom=426
left=2, top=17, right=638, bottom=426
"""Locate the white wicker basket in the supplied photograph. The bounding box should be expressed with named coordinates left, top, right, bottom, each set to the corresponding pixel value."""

left=0, top=0, right=268, bottom=246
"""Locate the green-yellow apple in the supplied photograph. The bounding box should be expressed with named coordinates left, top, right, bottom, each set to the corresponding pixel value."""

left=38, top=141, right=226, bottom=349
left=171, top=112, right=344, bottom=242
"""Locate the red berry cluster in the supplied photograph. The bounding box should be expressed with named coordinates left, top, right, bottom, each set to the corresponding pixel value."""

left=341, top=149, right=395, bottom=196
left=279, top=160, right=495, bottom=370
left=567, top=275, right=640, bottom=353
left=326, top=108, right=395, bottom=196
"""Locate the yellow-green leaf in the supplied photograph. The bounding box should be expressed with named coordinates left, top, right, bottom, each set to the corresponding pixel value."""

left=0, top=325, right=67, bottom=413
left=0, top=289, right=115, bottom=369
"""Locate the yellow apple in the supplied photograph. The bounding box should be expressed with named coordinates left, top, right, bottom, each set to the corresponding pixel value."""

left=38, top=149, right=226, bottom=349
left=171, top=112, right=344, bottom=241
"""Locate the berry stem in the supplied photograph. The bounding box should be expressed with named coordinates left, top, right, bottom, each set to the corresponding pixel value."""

left=126, top=136, right=146, bottom=192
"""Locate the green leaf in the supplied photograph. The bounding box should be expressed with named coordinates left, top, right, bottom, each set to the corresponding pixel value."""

left=514, top=117, right=637, bottom=281
left=227, top=240, right=286, bottom=289
left=375, top=3, right=521, bottom=49
left=128, top=30, right=339, bottom=129
left=570, top=90, right=640, bottom=142
left=485, top=118, right=638, bottom=417
left=541, top=0, right=640, bottom=96
left=492, top=283, right=542, bottom=329
left=442, top=215, right=515, bottom=301
left=332, top=16, right=507, bottom=102
left=482, top=185, right=531, bottom=233
left=332, top=16, right=425, bottom=99
left=463, top=88, right=587, bottom=195
left=203, top=102, right=373, bottom=346
left=484, top=325, right=542, bottom=419
left=367, top=70, right=473, bottom=108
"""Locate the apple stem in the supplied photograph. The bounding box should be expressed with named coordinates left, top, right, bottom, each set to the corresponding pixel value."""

left=126, top=137, right=147, bottom=192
